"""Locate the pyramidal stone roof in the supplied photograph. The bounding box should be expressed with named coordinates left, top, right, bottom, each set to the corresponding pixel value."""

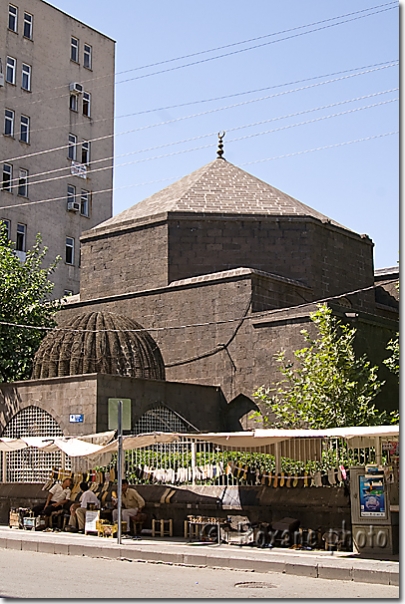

left=94, top=158, right=349, bottom=232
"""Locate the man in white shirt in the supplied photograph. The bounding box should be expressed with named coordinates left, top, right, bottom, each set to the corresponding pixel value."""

left=32, top=478, right=72, bottom=517
left=67, top=482, right=100, bottom=532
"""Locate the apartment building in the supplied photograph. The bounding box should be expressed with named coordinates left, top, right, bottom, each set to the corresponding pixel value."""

left=0, top=0, right=115, bottom=298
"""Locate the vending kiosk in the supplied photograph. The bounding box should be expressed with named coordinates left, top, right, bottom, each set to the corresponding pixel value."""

left=350, top=465, right=399, bottom=558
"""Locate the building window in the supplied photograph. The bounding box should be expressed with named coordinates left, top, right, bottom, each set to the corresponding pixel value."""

left=83, top=44, right=92, bottom=69
left=83, top=92, right=91, bottom=117
left=8, top=4, right=18, bottom=32
left=20, top=115, right=30, bottom=143
left=80, top=190, right=90, bottom=216
left=67, top=183, right=76, bottom=200
left=1, top=219, right=11, bottom=240
left=70, top=94, right=78, bottom=112
left=71, top=37, right=79, bottom=63
left=68, top=134, right=77, bottom=161
left=16, top=223, right=26, bottom=252
left=2, top=164, right=12, bottom=192
left=23, top=12, right=33, bottom=39
left=4, top=109, right=14, bottom=136
left=66, top=237, right=74, bottom=265
left=21, top=64, right=31, bottom=91
left=81, top=141, right=90, bottom=165
left=6, top=57, right=16, bottom=85
left=17, top=169, right=28, bottom=197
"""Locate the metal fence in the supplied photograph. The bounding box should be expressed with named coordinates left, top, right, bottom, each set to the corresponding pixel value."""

left=122, top=436, right=390, bottom=488
left=0, top=435, right=397, bottom=486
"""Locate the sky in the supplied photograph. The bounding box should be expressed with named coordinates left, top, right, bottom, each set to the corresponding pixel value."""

left=49, top=0, right=399, bottom=270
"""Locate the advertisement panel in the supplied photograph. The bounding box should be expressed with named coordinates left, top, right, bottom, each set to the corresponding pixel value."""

left=359, top=474, right=386, bottom=518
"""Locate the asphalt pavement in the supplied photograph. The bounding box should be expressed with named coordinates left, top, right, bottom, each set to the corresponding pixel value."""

left=0, top=548, right=399, bottom=599
left=0, top=525, right=398, bottom=587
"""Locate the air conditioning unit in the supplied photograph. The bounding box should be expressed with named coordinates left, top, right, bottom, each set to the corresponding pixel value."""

left=69, top=82, right=83, bottom=94
left=67, top=200, right=80, bottom=212
left=0, top=74, right=4, bottom=87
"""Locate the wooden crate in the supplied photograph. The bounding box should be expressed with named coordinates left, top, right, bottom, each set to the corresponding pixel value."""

left=9, top=510, right=21, bottom=529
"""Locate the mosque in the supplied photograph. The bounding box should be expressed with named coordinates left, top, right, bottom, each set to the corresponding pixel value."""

left=0, top=142, right=398, bottom=442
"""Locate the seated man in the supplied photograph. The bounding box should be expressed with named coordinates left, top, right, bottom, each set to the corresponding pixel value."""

left=67, top=482, right=100, bottom=532
left=112, top=479, right=145, bottom=534
left=32, top=477, right=73, bottom=517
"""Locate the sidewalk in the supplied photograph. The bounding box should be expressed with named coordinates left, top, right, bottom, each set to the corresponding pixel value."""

left=0, top=526, right=398, bottom=586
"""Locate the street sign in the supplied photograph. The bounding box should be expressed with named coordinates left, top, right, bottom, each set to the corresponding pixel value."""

left=69, top=414, right=84, bottom=423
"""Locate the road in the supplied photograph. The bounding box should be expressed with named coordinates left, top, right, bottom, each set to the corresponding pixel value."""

left=0, top=549, right=398, bottom=599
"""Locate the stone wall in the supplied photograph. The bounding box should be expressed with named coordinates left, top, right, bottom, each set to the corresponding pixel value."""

left=61, top=274, right=398, bottom=409
left=79, top=212, right=375, bottom=311
left=167, top=216, right=373, bottom=306
left=167, top=214, right=375, bottom=311
left=0, top=375, right=98, bottom=436
left=80, top=220, right=168, bottom=300
left=0, top=373, right=238, bottom=437
left=94, top=374, right=230, bottom=433
left=0, top=483, right=351, bottom=538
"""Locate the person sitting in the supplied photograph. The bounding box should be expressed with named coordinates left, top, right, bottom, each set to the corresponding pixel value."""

left=32, top=478, right=73, bottom=517
left=67, top=482, right=100, bottom=533
left=112, top=479, right=145, bottom=534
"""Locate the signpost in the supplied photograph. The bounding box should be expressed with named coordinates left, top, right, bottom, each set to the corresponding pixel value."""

left=116, top=400, right=123, bottom=545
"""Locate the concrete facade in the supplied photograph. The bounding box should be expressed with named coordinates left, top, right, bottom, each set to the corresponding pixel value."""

left=0, top=0, right=115, bottom=298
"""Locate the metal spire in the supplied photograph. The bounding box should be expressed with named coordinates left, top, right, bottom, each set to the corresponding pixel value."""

left=217, top=131, right=225, bottom=159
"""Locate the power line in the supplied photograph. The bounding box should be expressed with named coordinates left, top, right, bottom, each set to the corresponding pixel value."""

left=0, top=4, right=397, bottom=110
left=115, top=2, right=398, bottom=76
left=0, top=130, right=398, bottom=212
left=9, top=95, right=398, bottom=191
left=5, top=88, right=397, bottom=188
left=3, top=63, right=398, bottom=165
left=19, top=61, right=399, bottom=148
left=115, top=6, right=397, bottom=85
left=26, top=59, right=398, bottom=136
left=242, top=131, right=399, bottom=165
left=0, top=279, right=398, bottom=334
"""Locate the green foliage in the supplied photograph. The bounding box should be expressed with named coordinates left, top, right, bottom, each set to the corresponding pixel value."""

left=253, top=304, right=387, bottom=429
left=383, top=334, right=399, bottom=380
left=0, top=225, right=61, bottom=382
left=383, top=277, right=399, bottom=381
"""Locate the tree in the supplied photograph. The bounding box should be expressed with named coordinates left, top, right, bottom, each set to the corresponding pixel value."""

left=383, top=280, right=399, bottom=381
left=253, top=304, right=387, bottom=429
left=383, top=335, right=399, bottom=379
left=0, top=225, right=60, bottom=382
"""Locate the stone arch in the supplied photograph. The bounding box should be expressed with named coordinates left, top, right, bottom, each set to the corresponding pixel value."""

left=1, top=405, right=68, bottom=483
left=133, top=405, right=195, bottom=434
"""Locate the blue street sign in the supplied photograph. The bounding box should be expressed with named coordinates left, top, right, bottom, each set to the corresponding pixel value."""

left=69, top=414, right=84, bottom=423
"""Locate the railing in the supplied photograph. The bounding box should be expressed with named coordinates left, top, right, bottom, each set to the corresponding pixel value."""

left=0, top=436, right=397, bottom=485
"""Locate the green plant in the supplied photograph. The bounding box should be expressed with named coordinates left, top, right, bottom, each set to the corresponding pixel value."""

left=253, top=304, right=387, bottom=429
left=0, top=224, right=60, bottom=382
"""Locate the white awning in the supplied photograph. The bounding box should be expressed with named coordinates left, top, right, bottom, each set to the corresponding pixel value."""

left=0, top=426, right=398, bottom=456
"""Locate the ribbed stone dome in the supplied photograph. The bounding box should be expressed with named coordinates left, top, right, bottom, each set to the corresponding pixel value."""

left=32, top=311, right=165, bottom=380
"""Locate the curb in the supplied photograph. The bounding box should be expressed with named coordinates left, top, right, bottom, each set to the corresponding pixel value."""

left=0, top=535, right=398, bottom=586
